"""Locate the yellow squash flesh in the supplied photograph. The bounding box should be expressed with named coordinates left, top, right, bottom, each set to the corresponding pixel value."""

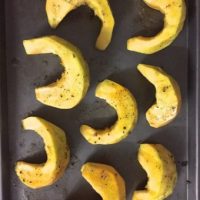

left=81, top=162, right=126, bottom=200
left=23, top=36, right=89, bottom=109
left=80, top=79, right=138, bottom=144
left=127, top=0, right=186, bottom=54
left=138, top=64, right=181, bottom=128
left=46, top=0, right=115, bottom=50
left=15, top=117, right=70, bottom=189
left=133, top=144, right=177, bottom=200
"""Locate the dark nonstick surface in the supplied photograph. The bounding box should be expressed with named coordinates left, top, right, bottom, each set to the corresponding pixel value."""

left=0, top=0, right=199, bottom=199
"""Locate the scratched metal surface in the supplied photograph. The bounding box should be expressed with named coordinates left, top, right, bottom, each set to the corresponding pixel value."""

left=1, top=0, right=196, bottom=199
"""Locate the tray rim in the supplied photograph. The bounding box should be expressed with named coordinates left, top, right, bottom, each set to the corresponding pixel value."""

left=0, top=0, right=199, bottom=199
left=187, top=0, right=200, bottom=199
left=0, top=0, right=9, bottom=199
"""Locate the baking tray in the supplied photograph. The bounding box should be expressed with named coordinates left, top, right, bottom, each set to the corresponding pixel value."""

left=0, top=0, right=199, bottom=199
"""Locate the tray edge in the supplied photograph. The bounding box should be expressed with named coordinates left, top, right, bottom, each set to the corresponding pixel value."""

left=0, top=0, right=10, bottom=199
left=187, top=0, right=200, bottom=199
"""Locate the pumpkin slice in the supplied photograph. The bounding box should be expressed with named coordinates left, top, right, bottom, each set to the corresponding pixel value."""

left=80, top=79, right=138, bottom=144
left=23, top=36, right=89, bottom=109
left=138, top=64, right=181, bottom=128
left=15, top=117, right=70, bottom=189
left=81, top=162, right=126, bottom=200
left=133, top=144, right=177, bottom=200
left=46, top=0, right=115, bottom=50
left=127, top=0, right=186, bottom=54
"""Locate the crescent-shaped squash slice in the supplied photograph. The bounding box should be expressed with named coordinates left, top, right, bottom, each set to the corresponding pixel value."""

left=80, top=79, right=138, bottom=145
left=15, top=117, right=70, bottom=189
left=138, top=64, right=181, bottom=128
left=81, top=162, right=126, bottom=200
left=132, top=144, right=177, bottom=200
left=127, top=0, right=186, bottom=54
left=46, top=0, right=115, bottom=50
left=23, top=36, right=89, bottom=109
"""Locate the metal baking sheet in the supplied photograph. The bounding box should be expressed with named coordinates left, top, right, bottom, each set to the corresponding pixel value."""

left=0, top=0, right=199, bottom=199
